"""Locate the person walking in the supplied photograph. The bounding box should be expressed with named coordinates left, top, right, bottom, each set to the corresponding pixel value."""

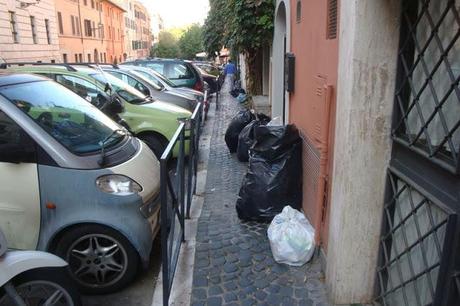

left=224, top=59, right=237, bottom=92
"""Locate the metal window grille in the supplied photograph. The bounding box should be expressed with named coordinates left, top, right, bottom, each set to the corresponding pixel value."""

left=393, top=0, right=460, bottom=173
left=375, top=170, right=457, bottom=306
left=327, top=0, right=338, bottom=39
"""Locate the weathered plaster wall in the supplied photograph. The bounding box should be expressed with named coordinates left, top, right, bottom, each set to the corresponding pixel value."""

left=326, top=0, right=401, bottom=303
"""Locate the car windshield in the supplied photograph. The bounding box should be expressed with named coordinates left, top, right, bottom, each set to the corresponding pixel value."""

left=0, top=80, right=124, bottom=155
left=130, top=70, right=163, bottom=91
left=90, top=72, right=148, bottom=104
left=136, top=69, right=178, bottom=88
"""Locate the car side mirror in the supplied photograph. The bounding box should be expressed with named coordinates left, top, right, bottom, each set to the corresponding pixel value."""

left=0, top=143, right=35, bottom=164
left=108, top=95, right=125, bottom=114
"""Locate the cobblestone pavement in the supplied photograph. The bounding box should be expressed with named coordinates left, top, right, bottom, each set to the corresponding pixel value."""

left=190, top=84, right=330, bottom=306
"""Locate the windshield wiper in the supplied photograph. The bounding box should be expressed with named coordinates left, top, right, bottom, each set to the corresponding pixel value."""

left=98, top=129, right=126, bottom=166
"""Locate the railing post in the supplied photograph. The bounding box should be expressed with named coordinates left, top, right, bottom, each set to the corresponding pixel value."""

left=186, top=115, right=195, bottom=219
left=160, top=156, right=169, bottom=306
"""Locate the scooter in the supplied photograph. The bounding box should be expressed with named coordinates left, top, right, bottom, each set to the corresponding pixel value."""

left=0, top=229, right=81, bottom=306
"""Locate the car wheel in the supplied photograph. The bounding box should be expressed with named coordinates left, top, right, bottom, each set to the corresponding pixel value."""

left=0, top=267, right=82, bottom=306
left=54, top=224, right=139, bottom=294
left=139, top=134, right=166, bottom=159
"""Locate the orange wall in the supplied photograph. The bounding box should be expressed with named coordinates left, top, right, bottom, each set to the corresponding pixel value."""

left=102, top=1, right=125, bottom=63
left=55, top=0, right=106, bottom=62
left=289, top=0, right=339, bottom=251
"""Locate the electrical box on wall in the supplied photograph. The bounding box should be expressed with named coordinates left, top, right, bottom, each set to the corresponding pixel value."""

left=285, top=53, right=295, bottom=93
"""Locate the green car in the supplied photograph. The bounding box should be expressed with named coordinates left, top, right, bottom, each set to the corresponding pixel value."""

left=4, top=64, right=192, bottom=158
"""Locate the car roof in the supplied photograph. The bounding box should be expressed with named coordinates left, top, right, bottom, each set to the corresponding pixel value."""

left=1, top=64, right=99, bottom=75
left=0, top=72, right=48, bottom=87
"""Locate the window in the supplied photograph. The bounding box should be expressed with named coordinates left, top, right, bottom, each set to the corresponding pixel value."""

left=108, top=26, right=111, bottom=39
left=29, top=16, right=37, bottom=44
left=91, top=0, right=94, bottom=9
left=71, top=16, right=76, bottom=35
left=75, top=54, right=78, bottom=62
left=0, top=111, right=35, bottom=163
left=63, top=53, right=68, bottom=63
left=100, top=24, right=104, bottom=38
left=326, top=0, right=338, bottom=39
left=392, top=0, right=460, bottom=173
left=79, top=53, right=83, bottom=62
left=75, top=17, right=80, bottom=35
left=0, top=81, right=121, bottom=155
left=84, top=19, right=92, bottom=37
left=166, top=63, right=193, bottom=80
left=87, top=54, right=91, bottom=62
left=92, top=21, right=96, bottom=37
left=103, top=53, right=106, bottom=62
left=45, top=19, right=51, bottom=44
left=55, top=74, right=101, bottom=105
left=57, top=12, right=63, bottom=35
left=9, top=11, right=19, bottom=43
left=83, top=0, right=87, bottom=5
left=296, top=0, right=302, bottom=23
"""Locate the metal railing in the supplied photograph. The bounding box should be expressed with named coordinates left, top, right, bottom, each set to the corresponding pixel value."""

left=160, top=102, right=202, bottom=306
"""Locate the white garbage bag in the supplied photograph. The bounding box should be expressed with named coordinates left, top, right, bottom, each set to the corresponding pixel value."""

left=267, top=206, right=315, bottom=266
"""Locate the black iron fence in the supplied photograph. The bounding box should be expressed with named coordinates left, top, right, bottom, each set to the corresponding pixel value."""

left=160, top=102, right=202, bottom=306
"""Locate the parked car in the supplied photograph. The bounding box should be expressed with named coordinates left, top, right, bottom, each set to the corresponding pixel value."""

left=119, top=64, right=205, bottom=103
left=192, top=61, right=222, bottom=76
left=123, top=58, right=205, bottom=92
left=2, top=63, right=192, bottom=158
left=0, top=72, right=161, bottom=293
left=195, top=66, right=219, bottom=94
left=99, top=64, right=198, bottom=111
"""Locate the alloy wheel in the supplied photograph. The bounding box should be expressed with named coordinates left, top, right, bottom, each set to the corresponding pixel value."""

left=65, top=234, right=128, bottom=289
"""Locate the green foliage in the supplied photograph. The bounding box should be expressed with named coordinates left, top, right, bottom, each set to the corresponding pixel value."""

left=178, top=24, right=204, bottom=59
left=151, top=25, right=204, bottom=60
left=203, top=0, right=274, bottom=56
left=151, top=31, right=179, bottom=58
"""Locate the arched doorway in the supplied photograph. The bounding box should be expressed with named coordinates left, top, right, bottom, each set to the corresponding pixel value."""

left=94, top=49, right=98, bottom=63
left=272, top=1, right=290, bottom=124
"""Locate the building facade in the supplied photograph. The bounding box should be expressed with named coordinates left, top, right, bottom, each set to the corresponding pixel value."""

left=55, top=0, right=106, bottom=63
left=122, top=0, right=137, bottom=60
left=132, top=1, right=151, bottom=58
left=271, top=0, right=460, bottom=305
left=0, top=0, right=60, bottom=63
left=101, top=0, right=125, bottom=63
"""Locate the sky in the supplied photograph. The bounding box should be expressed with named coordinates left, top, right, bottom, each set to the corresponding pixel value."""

left=140, top=0, right=210, bottom=29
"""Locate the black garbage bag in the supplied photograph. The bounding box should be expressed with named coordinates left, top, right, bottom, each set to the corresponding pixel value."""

left=236, top=124, right=302, bottom=222
left=237, top=114, right=271, bottom=162
left=225, top=110, right=255, bottom=153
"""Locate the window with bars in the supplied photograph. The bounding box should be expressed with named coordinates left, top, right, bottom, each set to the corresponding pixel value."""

left=375, top=171, right=455, bottom=306
left=393, top=0, right=460, bottom=173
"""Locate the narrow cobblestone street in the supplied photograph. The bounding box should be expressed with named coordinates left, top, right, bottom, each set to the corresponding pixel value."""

left=190, top=84, right=330, bottom=306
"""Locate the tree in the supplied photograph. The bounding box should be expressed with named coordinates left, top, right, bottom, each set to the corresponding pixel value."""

left=203, top=0, right=274, bottom=95
left=151, top=31, right=179, bottom=58
left=178, top=24, right=203, bottom=59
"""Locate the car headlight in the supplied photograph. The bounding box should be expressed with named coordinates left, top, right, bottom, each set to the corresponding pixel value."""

left=96, top=174, right=142, bottom=196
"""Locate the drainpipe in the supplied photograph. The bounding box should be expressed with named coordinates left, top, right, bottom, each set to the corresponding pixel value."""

left=77, top=0, right=84, bottom=57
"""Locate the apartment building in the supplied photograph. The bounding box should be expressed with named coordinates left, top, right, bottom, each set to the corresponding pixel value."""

left=133, top=1, right=151, bottom=58
left=0, top=0, right=60, bottom=63
left=55, top=0, right=105, bottom=63
left=55, top=0, right=125, bottom=64
left=101, top=0, right=125, bottom=63
left=122, top=0, right=137, bottom=61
